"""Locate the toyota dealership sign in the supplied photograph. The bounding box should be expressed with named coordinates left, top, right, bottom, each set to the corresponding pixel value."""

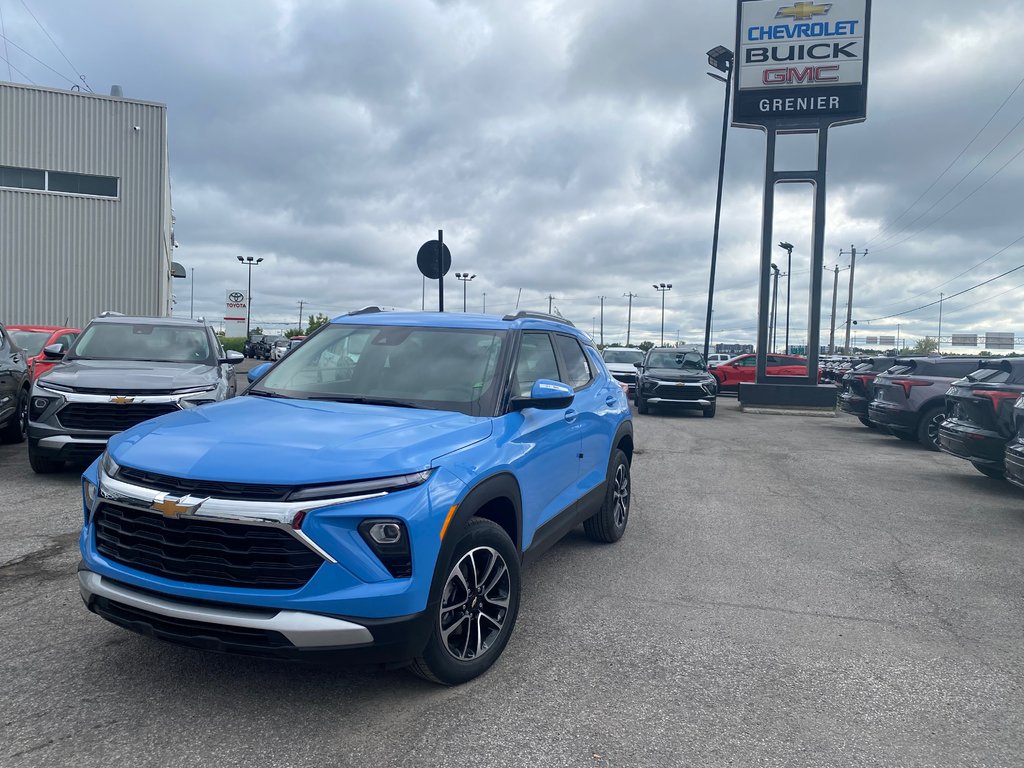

left=224, top=289, right=248, bottom=337
left=734, top=0, right=871, bottom=128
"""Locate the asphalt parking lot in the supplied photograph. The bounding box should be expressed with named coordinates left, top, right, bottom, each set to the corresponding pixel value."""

left=2, top=394, right=1023, bottom=767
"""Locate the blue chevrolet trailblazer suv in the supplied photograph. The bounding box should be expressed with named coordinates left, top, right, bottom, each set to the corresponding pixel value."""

left=79, top=310, right=633, bottom=684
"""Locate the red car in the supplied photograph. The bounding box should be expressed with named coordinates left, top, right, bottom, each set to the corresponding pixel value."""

left=711, top=353, right=817, bottom=391
left=7, top=325, right=80, bottom=380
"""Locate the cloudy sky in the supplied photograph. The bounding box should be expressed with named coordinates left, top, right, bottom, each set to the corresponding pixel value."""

left=2, top=0, right=1022, bottom=350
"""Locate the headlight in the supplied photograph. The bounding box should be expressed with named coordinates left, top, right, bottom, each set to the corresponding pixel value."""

left=172, top=384, right=218, bottom=395
left=83, top=478, right=98, bottom=515
left=100, top=450, right=120, bottom=480
left=288, top=469, right=433, bottom=502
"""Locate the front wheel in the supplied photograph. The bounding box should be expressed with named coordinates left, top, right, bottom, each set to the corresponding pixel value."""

left=635, top=394, right=649, bottom=414
left=917, top=406, right=946, bottom=451
left=702, top=400, right=717, bottom=418
left=28, top=444, right=64, bottom=473
left=410, top=519, right=521, bottom=686
left=584, top=449, right=631, bottom=543
left=0, top=388, right=28, bottom=443
left=858, top=416, right=877, bottom=429
left=973, top=463, right=1004, bottom=479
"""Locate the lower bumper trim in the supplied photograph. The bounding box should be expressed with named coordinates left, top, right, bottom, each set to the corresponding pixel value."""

left=646, top=398, right=711, bottom=406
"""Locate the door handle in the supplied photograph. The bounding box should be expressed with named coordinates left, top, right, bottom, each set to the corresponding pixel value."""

left=563, top=409, right=577, bottom=423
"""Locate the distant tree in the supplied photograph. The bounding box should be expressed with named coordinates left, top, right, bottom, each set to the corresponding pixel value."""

left=911, top=336, right=939, bottom=355
left=305, top=313, right=330, bottom=335
left=285, top=328, right=304, bottom=338
left=979, top=350, right=992, bottom=357
left=638, top=341, right=655, bottom=352
left=250, top=326, right=264, bottom=337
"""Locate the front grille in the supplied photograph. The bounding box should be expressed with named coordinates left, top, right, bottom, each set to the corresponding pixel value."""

left=58, top=403, right=180, bottom=432
left=651, top=382, right=705, bottom=398
left=90, top=594, right=293, bottom=655
left=117, top=466, right=294, bottom=502
left=93, top=502, right=323, bottom=590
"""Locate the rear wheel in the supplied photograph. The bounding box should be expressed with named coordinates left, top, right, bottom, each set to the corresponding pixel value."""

left=973, top=463, right=1004, bottom=479
left=410, top=519, right=520, bottom=686
left=917, top=406, right=946, bottom=451
left=584, top=449, right=631, bottom=543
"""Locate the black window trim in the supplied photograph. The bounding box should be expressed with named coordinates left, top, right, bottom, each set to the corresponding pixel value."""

left=552, top=332, right=595, bottom=392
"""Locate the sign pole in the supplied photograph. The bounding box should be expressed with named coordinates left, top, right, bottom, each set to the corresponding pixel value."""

left=438, top=229, right=444, bottom=312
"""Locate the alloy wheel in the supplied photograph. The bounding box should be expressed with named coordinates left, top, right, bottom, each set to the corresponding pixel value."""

left=612, top=462, right=630, bottom=527
left=439, top=546, right=510, bottom=661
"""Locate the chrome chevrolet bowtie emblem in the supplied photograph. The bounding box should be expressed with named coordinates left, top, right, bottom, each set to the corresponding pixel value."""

left=150, top=495, right=207, bottom=518
left=776, top=2, right=832, bottom=20
left=109, top=396, right=135, bottom=404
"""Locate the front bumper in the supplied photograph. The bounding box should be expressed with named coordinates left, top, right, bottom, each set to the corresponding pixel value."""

left=639, top=380, right=716, bottom=408
left=79, top=567, right=432, bottom=662
left=1004, top=440, right=1024, bottom=490
left=937, top=421, right=1006, bottom=467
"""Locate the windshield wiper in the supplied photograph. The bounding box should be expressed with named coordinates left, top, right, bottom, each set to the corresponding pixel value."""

left=248, top=389, right=294, bottom=399
left=313, top=395, right=422, bottom=409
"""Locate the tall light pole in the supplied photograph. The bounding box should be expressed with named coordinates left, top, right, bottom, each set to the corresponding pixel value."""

left=777, top=241, right=794, bottom=353
left=190, top=267, right=195, bottom=319
left=827, top=263, right=840, bottom=355
left=937, top=292, right=944, bottom=354
left=769, top=263, right=781, bottom=353
left=703, top=44, right=734, bottom=365
left=599, top=296, right=606, bottom=348
left=624, top=292, right=637, bottom=347
left=455, top=272, right=476, bottom=312
left=236, top=255, right=263, bottom=338
left=482, top=292, right=486, bottom=313
left=653, top=283, right=672, bottom=346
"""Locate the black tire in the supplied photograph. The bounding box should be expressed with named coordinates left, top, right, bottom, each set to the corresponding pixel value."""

left=858, top=416, right=877, bottom=429
left=28, top=444, right=64, bottom=474
left=0, top=388, right=28, bottom=444
left=636, top=394, right=649, bottom=414
left=410, top=518, right=520, bottom=686
left=893, top=429, right=917, bottom=442
left=583, top=449, right=631, bottom=543
left=973, top=463, right=1004, bottom=479
left=917, top=406, right=946, bottom=452
left=702, top=400, right=717, bottom=418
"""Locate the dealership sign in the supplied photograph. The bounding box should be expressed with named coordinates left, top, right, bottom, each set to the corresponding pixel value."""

left=734, top=0, right=871, bottom=127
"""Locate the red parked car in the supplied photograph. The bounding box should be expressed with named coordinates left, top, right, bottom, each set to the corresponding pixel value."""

left=7, top=325, right=80, bottom=380
left=711, top=353, right=816, bottom=391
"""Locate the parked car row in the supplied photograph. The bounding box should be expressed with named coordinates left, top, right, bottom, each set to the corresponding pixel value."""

left=840, top=355, right=1024, bottom=487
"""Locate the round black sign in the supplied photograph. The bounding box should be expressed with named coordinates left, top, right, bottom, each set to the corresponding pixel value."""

left=417, top=240, right=452, bottom=280
left=228, top=291, right=245, bottom=303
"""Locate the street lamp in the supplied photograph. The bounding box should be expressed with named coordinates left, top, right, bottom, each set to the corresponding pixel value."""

left=236, top=255, right=264, bottom=338
left=769, top=263, right=781, bottom=353
left=777, top=241, right=794, bottom=353
left=455, top=272, right=476, bottom=312
left=653, top=283, right=672, bottom=346
left=703, top=44, right=734, bottom=366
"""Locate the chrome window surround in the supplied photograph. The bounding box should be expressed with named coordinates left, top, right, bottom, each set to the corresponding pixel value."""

left=95, top=468, right=394, bottom=565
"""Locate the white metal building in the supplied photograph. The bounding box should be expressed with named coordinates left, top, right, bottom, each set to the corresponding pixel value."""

left=0, top=81, right=173, bottom=328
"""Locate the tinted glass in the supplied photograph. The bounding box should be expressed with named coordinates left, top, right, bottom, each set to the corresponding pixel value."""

left=646, top=350, right=705, bottom=369
left=9, top=330, right=50, bottom=356
left=966, top=368, right=1010, bottom=384
left=0, top=165, right=45, bottom=190
left=514, top=333, right=560, bottom=397
left=554, top=335, right=593, bottom=388
left=71, top=323, right=213, bottom=363
left=257, top=324, right=508, bottom=416
left=48, top=171, right=118, bottom=197
left=603, top=349, right=644, bottom=364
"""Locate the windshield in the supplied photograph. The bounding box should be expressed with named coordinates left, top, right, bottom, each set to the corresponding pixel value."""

left=70, top=323, right=214, bottom=364
left=254, top=324, right=509, bottom=416
left=646, top=351, right=705, bottom=369
left=603, top=349, right=644, bottom=364
left=10, top=330, right=50, bottom=356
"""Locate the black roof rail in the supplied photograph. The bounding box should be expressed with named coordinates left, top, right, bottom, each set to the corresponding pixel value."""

left=501, top=311, right=575, bottom=328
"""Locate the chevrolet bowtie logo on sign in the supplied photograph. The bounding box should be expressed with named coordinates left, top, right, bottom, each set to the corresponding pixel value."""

left=150, top=495, right=206, bottom=518
left=109, top=396, right=135, bottom=405
left=776, top=2, right=832, bottom=19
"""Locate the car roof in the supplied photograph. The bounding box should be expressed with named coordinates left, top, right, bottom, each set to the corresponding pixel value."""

left=330, top=311, right=592, bottom=343
left=6, top=325, right=77, bottom=332
left=89, top=315, right=211, bottom=328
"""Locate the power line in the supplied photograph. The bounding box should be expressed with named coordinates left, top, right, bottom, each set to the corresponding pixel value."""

left=0, top=50, right=33, bottom=84
left=866, top=74, right=1024, bottom=247
left=0, top=2, right=11, bottom=81
left=0, top=32, right=76, bottom=86
left=19, top=0, right=91, bottom=91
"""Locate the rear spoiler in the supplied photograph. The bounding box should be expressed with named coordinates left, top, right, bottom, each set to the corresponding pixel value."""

left=977, top=359, right=1020, bottom=373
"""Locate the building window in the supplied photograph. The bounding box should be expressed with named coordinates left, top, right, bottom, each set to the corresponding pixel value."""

left=0, top=165, right=44, bottom=190
left=0, top=164, right=118, bottom=198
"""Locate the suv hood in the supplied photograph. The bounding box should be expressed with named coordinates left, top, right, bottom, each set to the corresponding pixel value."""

left=40, top=359, right=218, bottom=392
left=107, top=396, right=493, bottom=485
left=645, top=366, right=711, bottom=381
left=605, top=362, right=640, bottom=375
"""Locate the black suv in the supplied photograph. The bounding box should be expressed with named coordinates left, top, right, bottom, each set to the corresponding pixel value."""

left=1003, top=396, right=1024, bottom=491
left=868, top=357, right=981, bottom=450
left=633, top=347, right=717, bottom=417
left=938, top=359, right=1024, bottom=479
left=839, top=357, right=895, bottom=427
left=0, top=322, right=30, bottom=443
left=27, top=315, right=243, bottom=472
left=244, top=334, right=270, bottom=359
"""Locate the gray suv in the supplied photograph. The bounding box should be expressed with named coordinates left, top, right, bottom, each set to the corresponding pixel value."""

left=27, top=315, right=243, bottom=472
left=867, top=357, right=981, bottom=450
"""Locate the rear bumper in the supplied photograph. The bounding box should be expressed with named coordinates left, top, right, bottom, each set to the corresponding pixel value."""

left=938, top=422, right=1006, bottom=466
left=79, top=567, right=432, bottom=663
left=867, top=402, right=915, bottom=432
left=838, top=393, right=868, bottom=417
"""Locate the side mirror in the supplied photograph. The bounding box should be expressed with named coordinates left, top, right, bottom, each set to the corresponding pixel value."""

left=221, top=350, right=244, bottom=364
left=42, top=343, right=65, bottom=359
left=247, top=362, right=272, bottom=383
left=510, top=379, right=574, bottom=411
left=633, top=361, right=643, bottom=369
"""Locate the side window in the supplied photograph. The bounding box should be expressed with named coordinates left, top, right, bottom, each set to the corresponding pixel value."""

left=514, top=333, right=560, bottom=397
left=738, top=356, right=757, bottom=367
left=58, top=333, right=76, bottom=350
left=554, top=335, right=593, bottom=389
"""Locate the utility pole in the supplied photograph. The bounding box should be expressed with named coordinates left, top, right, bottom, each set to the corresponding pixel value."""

left=777, top=242, right=794, bottom=353
left=482, top=292, right=486, bottom=313
left=599, top=296, right=605, bottom=347
left=190, top=267, right=195, bottom=319
left=897, top=322, right=901, bottom=354
left=937, top=293, right=944, bottom=354
left=624, top=292, right=637, bottom=346
left=297, top=300, right=306, bottom=333
left=769, top=263, right=780, bottom=353
left=828, top=264, right=839, bottom=354
left=548, top=295, right=557, bottom=314
left=841, top=244, right=864, bottom=354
